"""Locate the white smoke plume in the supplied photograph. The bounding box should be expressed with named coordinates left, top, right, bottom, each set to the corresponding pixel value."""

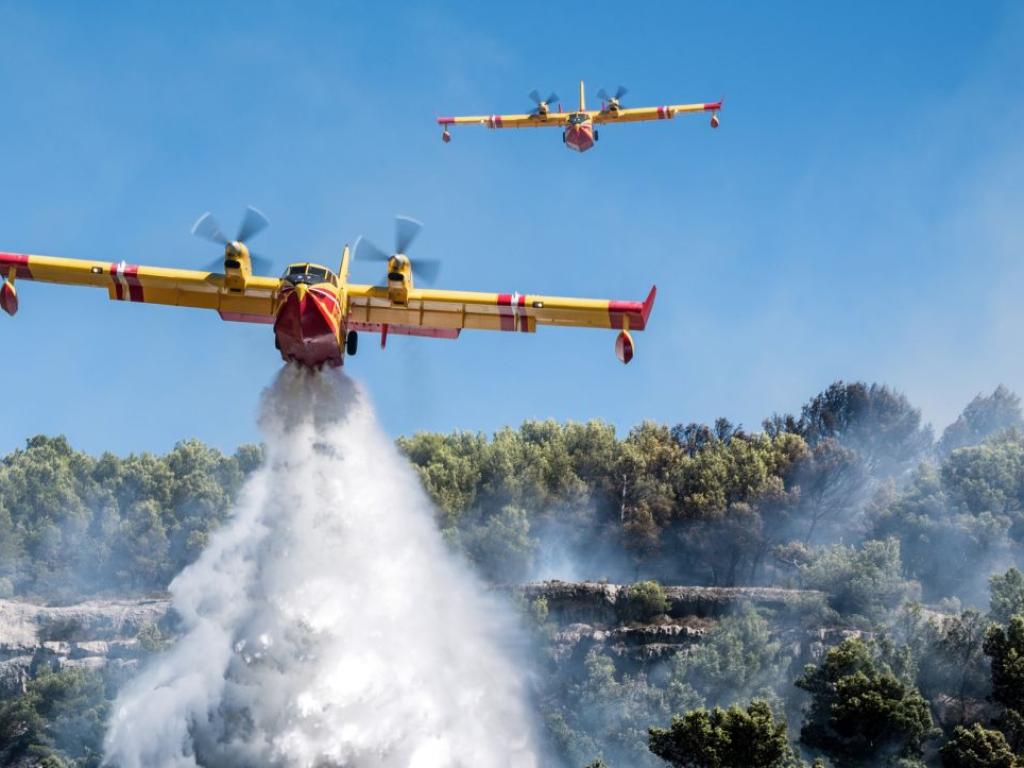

left=103, top=367, right=540, bottom=768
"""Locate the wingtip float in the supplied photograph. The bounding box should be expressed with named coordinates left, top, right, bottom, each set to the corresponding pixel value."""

left=438, top=80, right=721, bottom=152
left=0, top=213, right=656, bottom=369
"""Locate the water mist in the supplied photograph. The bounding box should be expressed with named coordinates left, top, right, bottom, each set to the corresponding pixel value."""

left=103, top=367, right=539, bottom=768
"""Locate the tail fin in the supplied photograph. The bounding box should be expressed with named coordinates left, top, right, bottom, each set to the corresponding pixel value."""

left=339, top=245, right=351, bottom=284
left=579, top=80, right=585, bottom=111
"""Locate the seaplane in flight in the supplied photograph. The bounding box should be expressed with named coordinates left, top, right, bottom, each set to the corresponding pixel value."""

left=437, top=81, right=722, bottom=153
left=0, top=208, right=655, bottom=368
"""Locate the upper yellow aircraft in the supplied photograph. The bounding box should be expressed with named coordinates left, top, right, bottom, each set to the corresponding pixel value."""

left=0, top=209, right=655, bottom=368
left=438, top=81, right=721, bottom=152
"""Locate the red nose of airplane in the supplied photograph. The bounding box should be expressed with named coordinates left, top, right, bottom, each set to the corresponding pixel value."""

left=273, top=284, right=342, bottom=368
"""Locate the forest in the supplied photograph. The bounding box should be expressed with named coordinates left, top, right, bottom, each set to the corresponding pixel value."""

left=4, top=381, right=1024, bottom=767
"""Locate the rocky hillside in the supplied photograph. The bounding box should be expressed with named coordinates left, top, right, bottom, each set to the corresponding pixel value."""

left=0, top=598, right=171, bottom=697
left=515, top=580, right=842, bottom=669
left=0, top=581, right=833, bottom=696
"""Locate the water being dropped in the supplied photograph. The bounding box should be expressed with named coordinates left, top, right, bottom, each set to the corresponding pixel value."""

left=104, top=367, right=539, bottom=768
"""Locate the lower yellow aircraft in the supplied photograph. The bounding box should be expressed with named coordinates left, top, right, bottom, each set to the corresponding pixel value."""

left=0, top=209, right=655, bottom=368
left=438, top=81, right=721, bottom=152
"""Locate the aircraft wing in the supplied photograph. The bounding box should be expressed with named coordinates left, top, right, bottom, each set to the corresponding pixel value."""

left=346, top=284, right=656, bottom=337
left=0, top=251, right=283, bottom=323
left=591, top=100, right=722, bottom=124
left=437, top=112, right=570, bottom=129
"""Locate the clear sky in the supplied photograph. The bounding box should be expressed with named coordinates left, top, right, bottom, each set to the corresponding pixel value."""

left=1, top=1, right=1022, bottom=456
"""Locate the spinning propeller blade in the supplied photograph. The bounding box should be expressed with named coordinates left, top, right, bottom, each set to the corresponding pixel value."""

left=528, top=90, right=559, bottom=114
left=413, top=259, right=441, bottom=284
left=356, top=216, right=441, bottom=285
left=191, top=206, right=272, bottom=271
left=236, top=206, right=269, bottom=243
left=353, top=235, right=390, bottom=263
left=191, top=212, right=228, bottom=245
left=598, top=85, right=629, bottom=106
left=395, top=215, right=422, bottom=255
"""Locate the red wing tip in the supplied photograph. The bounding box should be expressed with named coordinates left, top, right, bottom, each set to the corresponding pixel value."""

left=437, top=117, right=455, bottom=125
left=706, top=101, right=723, bottom=111
left=641, top=285, right=657, bottom=323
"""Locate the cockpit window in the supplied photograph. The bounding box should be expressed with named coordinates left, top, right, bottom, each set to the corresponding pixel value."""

left=569, top=113, right=588, bottom=125
left=283, top=264, right=339, bottom=286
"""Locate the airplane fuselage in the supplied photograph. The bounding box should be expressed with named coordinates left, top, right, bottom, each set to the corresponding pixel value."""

left=563, top=112, right=596, bottom=153
left=274, top=280, right=346, bottom=368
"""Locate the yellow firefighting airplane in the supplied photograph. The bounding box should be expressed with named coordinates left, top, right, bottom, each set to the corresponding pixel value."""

left=438, top=81, right=721, bottom=152
left=0, top=209, right=655, bottom=368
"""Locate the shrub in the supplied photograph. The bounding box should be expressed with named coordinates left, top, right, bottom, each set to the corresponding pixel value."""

left=620, top=580, right=670, bottom=623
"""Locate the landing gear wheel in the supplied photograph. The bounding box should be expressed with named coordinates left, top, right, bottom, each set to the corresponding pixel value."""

left=594, top=129, right=599, bottom=141
left=346, top=330, right=358, bottom=356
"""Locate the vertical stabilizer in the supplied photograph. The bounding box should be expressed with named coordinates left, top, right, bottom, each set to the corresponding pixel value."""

left=339, top=245, right=351, bottom=285
left=579, top=80, right=585, bottom=111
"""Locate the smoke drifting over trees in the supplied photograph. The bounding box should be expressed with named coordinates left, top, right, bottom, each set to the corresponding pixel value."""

left=5, top=380, right=1024, bottom=766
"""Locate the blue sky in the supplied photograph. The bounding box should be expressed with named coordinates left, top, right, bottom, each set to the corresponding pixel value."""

left=1, top=1, right=1022, bottom=455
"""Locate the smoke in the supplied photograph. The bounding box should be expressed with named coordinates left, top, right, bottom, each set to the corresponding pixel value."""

left=103, top=367, right=540, bottom=768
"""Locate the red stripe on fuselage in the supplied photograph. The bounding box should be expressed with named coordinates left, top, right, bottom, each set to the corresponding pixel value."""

left=517, top=294, right=528, bottom=332
left=124, top=265, right=143, bottom=302
left=108, top=263, right=124, bottom=300
left=0, top=252, right=33, bottom=280
left=497, top=293, right=515, bottom=331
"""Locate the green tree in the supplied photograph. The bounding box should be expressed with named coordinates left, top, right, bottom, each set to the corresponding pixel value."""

left=796, top=381, right=933, bottom=477
left=928, top=609, right=991, bottom=725
left=620, top=580, right=670, bottom=622
left=942, top=436, right=1024, bottom=524
left=939, top=386, right=1023, bottom=455
left=990, top=568, right=1024, bottom=625
left=552, top=649, right=672, bottom=768
left=668, top=604, right=789, bottom=709
left=648, top=700, right=797, bottom=768
left=983, top=616, right=1024, bottom=714
left=868, top=464, right=1011, bottom=602
left=0, top=668, right=109, bottom=767
left=940, top=723, right=1017, bottom=768
left=793, top=437, right=865, bottom=543
left=799, top=538, right=917, bottom=621
left=456, top=504, right=538, bottom=582
left=796, top=638, right=935, bottom=766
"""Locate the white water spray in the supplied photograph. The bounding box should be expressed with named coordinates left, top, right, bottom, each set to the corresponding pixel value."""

left=103, top=368, right=540, bottom=768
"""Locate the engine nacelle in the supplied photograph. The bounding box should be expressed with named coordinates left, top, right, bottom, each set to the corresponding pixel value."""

left=0, top=278, right=17, bottom=317
left=615, top=330, right=634, bottom=364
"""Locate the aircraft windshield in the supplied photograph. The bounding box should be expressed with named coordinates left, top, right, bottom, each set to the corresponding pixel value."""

left=569, top=113, right=588, bottom=125
left=283, top=264, right=338, bottom=286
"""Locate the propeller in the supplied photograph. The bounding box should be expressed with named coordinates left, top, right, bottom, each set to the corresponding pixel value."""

left=191, top=206, right=272, bottom=273
left=597, top=85, right=629, bottom=109
left=354, top=215, right=441, bottom=285
left=528, top=89, right=559, bottom=115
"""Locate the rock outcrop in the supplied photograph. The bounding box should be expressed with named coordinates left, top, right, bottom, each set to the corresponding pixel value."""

left=0, top=582, right=831, bottom=695
left=0, top=598, right=172, bottom=696
left=517, top=580, right=827, bottom=626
